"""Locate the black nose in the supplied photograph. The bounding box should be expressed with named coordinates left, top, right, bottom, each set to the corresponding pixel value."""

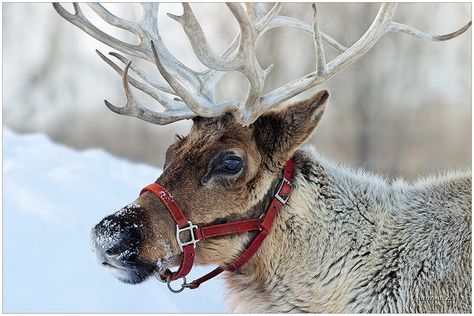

left=92, top=216, right=144, bottom=264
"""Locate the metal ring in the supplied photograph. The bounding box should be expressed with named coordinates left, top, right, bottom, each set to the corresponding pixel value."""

left=166, top=276, right=187, bottom=293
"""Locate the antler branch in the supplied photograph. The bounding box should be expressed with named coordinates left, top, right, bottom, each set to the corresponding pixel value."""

left=312, top=4, right=326, bottom=75
left=53, top=2, right=471, bottom=126
left=260, top=3, right=471, bottom=112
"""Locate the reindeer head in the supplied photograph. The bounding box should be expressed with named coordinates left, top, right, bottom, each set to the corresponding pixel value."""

left=54, top=3, right=470, bottom=285
left=91, top=90, right=328, bottom=284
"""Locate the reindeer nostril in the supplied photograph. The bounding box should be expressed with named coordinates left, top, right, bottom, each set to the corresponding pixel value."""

left=105, top=249, right=115, bottom=256
left=105, top=244, right=122, bottom=256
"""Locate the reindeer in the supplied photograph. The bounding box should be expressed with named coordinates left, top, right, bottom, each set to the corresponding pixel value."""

left=53, top=3, right=471, bottom=313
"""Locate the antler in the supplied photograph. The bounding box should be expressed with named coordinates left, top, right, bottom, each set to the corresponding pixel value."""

left=53, top=3, right=471, bottom=126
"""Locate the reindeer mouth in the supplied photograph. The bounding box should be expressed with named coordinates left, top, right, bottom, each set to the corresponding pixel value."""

left=101, top=261, right=128, bottom=277
left=99, top=256, right=156, bottom=284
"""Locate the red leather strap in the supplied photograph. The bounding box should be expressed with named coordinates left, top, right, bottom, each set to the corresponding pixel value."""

left=140, top=183, right=195, bottom=281
left=195, top=219, right=262, bottom=240
left=185, top=266, right=225, bottom=289
left=162, top=244, right=195, bottom=281
left=224, top=184, right=292, bottom=273
left=140, top=183, right=188, bottom=228
left=140, top=159, right=295, bottom=289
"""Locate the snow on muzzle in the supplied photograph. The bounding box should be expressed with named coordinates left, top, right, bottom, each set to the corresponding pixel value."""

left=91, top=203, right=155, bottom=284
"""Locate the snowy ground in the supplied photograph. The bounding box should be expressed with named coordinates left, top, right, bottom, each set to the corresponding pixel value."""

left=3, top=128, right=227, bottom=313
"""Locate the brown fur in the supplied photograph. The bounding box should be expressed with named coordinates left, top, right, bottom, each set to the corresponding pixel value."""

left=130, top=90, right=329, bottom=271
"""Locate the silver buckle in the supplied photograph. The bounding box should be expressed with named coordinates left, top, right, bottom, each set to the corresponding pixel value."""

left=167, top=276, right=187, bottom=293
left=275, top=178, right=292, bottom=205
left=176, top=221, right=199, bottom=251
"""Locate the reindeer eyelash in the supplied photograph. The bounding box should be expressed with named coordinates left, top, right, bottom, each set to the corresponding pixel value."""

left=175, top=134, right=184, bottom=142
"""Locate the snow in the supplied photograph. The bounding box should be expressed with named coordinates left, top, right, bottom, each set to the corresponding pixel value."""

left=3, top=128, right=227, bottom=313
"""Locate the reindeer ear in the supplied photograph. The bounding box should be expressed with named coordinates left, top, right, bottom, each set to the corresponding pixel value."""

left=253, top=90, right=329, bottom=169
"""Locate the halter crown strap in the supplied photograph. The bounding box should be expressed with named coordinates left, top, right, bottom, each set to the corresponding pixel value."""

left=140, top=159, right=295, bottom=290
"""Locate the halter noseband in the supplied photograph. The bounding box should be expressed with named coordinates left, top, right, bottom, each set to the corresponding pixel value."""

left=140, top=159, right=294, bottom=293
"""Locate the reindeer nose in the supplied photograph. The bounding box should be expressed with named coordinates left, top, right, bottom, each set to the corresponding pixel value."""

left=91, top=216, right=144, bottom=264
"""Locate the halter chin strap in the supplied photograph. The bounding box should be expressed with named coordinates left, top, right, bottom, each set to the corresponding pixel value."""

left=140, top=159, right=294, bottom=292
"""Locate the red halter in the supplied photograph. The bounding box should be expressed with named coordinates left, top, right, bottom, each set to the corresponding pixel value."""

left=140, top=159, right=294, bottom=293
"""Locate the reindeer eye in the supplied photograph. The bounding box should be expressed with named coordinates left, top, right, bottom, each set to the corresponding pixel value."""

left=214, top=154, right=243, bottom=174
left=202, top=154, right=243, bottom=184
left=222, top=158, right=242, bottom=173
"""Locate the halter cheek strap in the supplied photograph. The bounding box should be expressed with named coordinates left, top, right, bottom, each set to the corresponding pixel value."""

left=140, top=159, right=294, bottom=292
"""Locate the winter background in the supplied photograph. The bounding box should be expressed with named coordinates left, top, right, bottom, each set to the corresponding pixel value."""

left=3, top=2, right=471, bottom=313
left=3, top=128, right=226, bottom=312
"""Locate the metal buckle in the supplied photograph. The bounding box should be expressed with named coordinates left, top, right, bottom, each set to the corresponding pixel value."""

left=275, top=178, right=293, bottom=205
left=176, top=221, right=199, bottom=251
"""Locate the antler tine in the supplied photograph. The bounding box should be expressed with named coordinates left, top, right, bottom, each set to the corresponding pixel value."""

left=193, top=2, right=349, bottom=122
left=259, top=3, right=471, bottom=114
left=388, top=21, right=472, bottom=41
left=167, top=3, right=269, bottom=125
left=200, top=3, right=282, bottom=98
left=53, top=3, right=143, bottom=59
left=107, top=52, right=175, bottom=95
left=104, top=60, right=195, bottom=125
left=260, top=3, right=397, bottom=110
left=312, top=4, right=326, bottom=75
left=266, top=15, right=348, bottom=52
left=96, top=50, right=178, bottom=103
left=150, top=41, right=237, bottom=118
left=226, top=3, right=269, bottom=124
left=54, top=3, right=202, bottom=86
left=255, top=3, right=284, bottom=32
left=87, top=3, right=142, bottom=36
left=325, top=3, right=397, bottom=76
left=167, top=4, right=232, bottom=70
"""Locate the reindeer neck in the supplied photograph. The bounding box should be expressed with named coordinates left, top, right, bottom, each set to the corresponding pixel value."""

left=223, top=146, right=390, bottom=312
